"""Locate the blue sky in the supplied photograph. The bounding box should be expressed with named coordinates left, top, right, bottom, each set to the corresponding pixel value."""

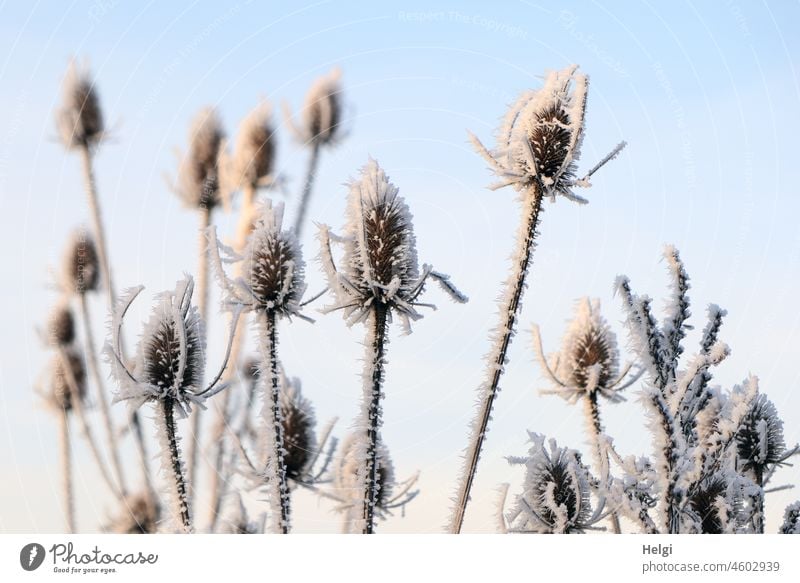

left=0, top=0, right=798, bottom=533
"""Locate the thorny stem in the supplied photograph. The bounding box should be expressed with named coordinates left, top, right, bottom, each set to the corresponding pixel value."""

left=451, top=183, right=544, bottom=534
left=79, top=294, right=127, bottom=497
left=362, top=303, right=388, bottom=534
left=59, top=409, right=75, bottom=533
left=78, top=144, right=151, bottom=497
left=57, top=347, right=118, bottom=496
left=583, top=393, right=621, bottom=534
left=260, top=310, right=290, bottom=533
left=162, top=397, right=192, bottom=533
left=293, top=141, right=320, bottom=237
left=187, top=206, right=212, bottom=514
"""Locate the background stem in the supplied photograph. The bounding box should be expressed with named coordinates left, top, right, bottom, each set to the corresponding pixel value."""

left=583, top=393, right=621, bottom=534
left=293, top=141, right=320, bottom=237
left=59, top=410, right=75, bottom=533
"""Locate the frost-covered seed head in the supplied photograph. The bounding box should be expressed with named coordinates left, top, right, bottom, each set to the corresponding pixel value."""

left=335, top=433, right=395, bottom=510
left=242, top=202, right=305, bottom=314
left=280, top=376, right=317, bottom=481
left=780, top=501, right=800, bottom=534
left=47, top=304, right=75, bottom=347
left=49, top=348, right=86, bottom=411
left=56, top=61, right=104, bottom=150
left=300, top=68, right=342, bottom=146
left=62, top=229, right=100, bottom=294
left=108, top=494, right=159, bottom=534
left=176, top=107, right=225, bottom=210
left=736, top=393, right=786, bottom=478
left=232, top=103, right=275, bottom=190
left=559, top=298, right=620, bottom=394
left=687, top=475, right=733, bottom=534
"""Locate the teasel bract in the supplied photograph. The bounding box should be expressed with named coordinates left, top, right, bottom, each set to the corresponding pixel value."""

left=451, top=66, right=626, bottom=533
left=170, top=106, right=226, bottom=508
left=319, top=159, right=466, bottom=533
left=208, top=200, right=309, bottom=533
left=106, top=276, right=241, bottom=533
left=533, top=298, right=641, bottom=532
left=284, top=67, right=345, bottom=237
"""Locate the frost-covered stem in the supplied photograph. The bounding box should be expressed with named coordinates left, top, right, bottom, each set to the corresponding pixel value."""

left=293, top=141, right=321, bottom=237
left=582, top=394, right=621, bottom=534
left=451, top=183, right=544, bottom=534
left=131, top=413, right=157, bottom=508
left=362, top=303, right=388, bottom=535
left=58, top=410, right=75, bottom=533
left=187, top=206, right=211, bottom=512
left=206, top=394, right=231, bottom=532
left=79, top=294, right=127, bottom=497
left=161, top=397, right=192, bottom=533
left=57, top=347, right=117, bottom=496
left=753, top=467, right=765, bottom=534
left=259, top=310, right=290, bottom=533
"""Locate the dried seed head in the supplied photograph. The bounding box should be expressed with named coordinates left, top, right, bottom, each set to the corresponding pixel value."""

left=107, top=494, right=160, bottom=534
left=686, top=475, right=736, bottom=534
left=335, top=432, right=395, bottom=510
left=507, top=434, right=593, bottom=534
left=241, top=357, right=260, bottom=382
left=232, top=102, right=275, bottom=190
left=49, top=347, right=86, bottom=411
left=300, top=67, right=342, bottom=146
left=222, top=495, right=261, bottom=534
left=56, top=60, right=104, bottom=150
left=175, top=107, right=225, bottom=210
left=736, top=393, right=786, bottom=478
left=240, top=201, right=306, bottom=314
left=62, top=229, right=100, bottom=294
left=780, top=501, right=800, bottom=534
left=280, top=375, right=317, bottom=481
left=46, top=303, right=75, bottom=347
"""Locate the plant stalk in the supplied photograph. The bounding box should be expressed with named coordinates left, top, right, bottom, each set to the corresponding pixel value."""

left=161, top=397, right=192, bottom=533
left=583, top=392, right=621, bottom=534
left=451, top=183, right=544, bottom=533
left=59, top=409, right=75, bottom=533
left=293, top=141, right=321, bottom=237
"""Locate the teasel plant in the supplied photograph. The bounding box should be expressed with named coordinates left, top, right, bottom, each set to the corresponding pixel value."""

left=169, top=106, right=226, bottom=507
left=55, top=61, right=154, bottom=503
left=318, top=159, right=466, bottom=533
left=532, top=298, right=642, bottom=532
left=208, top=200, right=311, bottom=533
left=450, top=65, right=626, bottom=533
left=498, top=433, right=610, bottom=533
left=207, top=101, right=279, bottom=530
left=332, top=432, right=420, bottom=533
left=780, top=502, right=800, bottom=534
left=105, top=276, right=242, bottom=533
left=284, top=67, right=345, bottom=237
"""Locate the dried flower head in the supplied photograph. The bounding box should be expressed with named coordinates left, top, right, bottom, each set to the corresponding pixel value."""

left=686, top=474, right=741, bottom=534
left=780, top=501, right=800, bottom=534
left=108, top=276, right=236, bottom=417
left=230, top=102, right=275, bottom=191
left=209, top=200, right=308, bottom=318
left=56, top=60, right=104, bottom=150
left=280, top=375, right=317, bottom=481
left=46, top=303, right=76, bottom=347
left=505, top=433, right=600, bottom=534
left=736, top=394, right=786, bottom=479
left=319, top=159, right=467, bottom=331
left=49, top=347, right=87, bottom=412
left=174, top=107, right=225, bottom=210
left=107, top=494, right=160, bottom=534
left=62, top=229, right=100, bottom=294
left=335, top=432, right=395, bottom=511
left=287, top=68, right=343, bottom=147
left=534, top=298, right=639, bottom=405
left=470, top=65, right=625, bottom=202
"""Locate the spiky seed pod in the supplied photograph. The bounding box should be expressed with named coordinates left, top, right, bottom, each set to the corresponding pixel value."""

left=280, top=375, right=317, bottom=481
left=46, top=304, right=76, bottom=347
left=49, top=348, right=87, bottom=412
left=56, top=61, right=104, bottom=150
left=780, top=501, right=800, bottom=534
left=232, top=103, right=275, bottom=190
left=335, top=433, right=395, bottom=511
left=736, top=393, right=786, bottom=482
left=686, top=475, right=736, bottom=534
left=297, top=68, right=342, bottom=146
left=62, top=229, right=101, bottom=294
left=107, top=494, right=160, bottom=534
left=175, top=107, right=225, bottom=211
left=506, top=434, right=593, bottom=534
left=559, top=300, right=619, bottom=393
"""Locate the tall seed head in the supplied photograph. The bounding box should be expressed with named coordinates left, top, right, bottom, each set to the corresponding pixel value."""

left=279, top=375, right=317, bottom=481
left=232, top=102, right=275, bottom=190
left=62, top=229, right=101, bottom=295
left=176, top=107, right=225, bottom=211
left=49, top=347, right=87, bottom=411
left=559, top=298, right=620, bottom=394
left=736, top=393, right=786, bottom=478
left=46, top=303, right=76, bottom=347
left=56, top=60, right=104, bottom=150
left=301, top=67, right=342, bottom=146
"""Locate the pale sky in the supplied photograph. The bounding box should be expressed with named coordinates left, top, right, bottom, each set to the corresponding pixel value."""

left=0, top=0, right=798, bottom=533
